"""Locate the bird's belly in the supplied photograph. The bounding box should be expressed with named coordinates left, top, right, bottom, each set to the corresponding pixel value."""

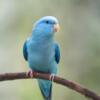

left=27, top=41, right=55, bottom=72
left=31, top=52, right=50, bottom=65
left=28, top=51, right=54, bottom=72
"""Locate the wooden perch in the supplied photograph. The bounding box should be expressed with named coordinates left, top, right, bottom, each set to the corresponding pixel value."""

left=0, top=72, right=100, bottom=100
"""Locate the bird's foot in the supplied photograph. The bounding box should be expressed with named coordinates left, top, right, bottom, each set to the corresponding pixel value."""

left=49, top=74, right=55, bottom=81
left=26, top=70, right=34, bottom=78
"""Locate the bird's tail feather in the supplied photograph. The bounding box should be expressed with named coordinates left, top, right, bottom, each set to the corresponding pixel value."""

left=38, top=79, right=52, bottom=100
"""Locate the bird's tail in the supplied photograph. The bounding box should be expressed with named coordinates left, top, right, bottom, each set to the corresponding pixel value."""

left=38, top=79, right=52, bottom=100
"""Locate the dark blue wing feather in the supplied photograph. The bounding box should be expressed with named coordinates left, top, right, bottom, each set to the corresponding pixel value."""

left=54, top=43, right=60, bottom=64
left=23, top=41, right=28, bottom=61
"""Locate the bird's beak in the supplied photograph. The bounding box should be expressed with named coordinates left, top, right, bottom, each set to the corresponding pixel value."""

left=54, top=23, right=60, bottom=32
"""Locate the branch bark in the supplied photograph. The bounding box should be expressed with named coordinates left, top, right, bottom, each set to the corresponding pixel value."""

left=0, top=72, right=100, bottom=100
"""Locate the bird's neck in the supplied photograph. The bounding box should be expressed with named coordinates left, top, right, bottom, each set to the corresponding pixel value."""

left=31, top=29, right=54, bottom=44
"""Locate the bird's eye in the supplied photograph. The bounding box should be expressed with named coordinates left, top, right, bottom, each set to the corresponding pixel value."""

left=45, top=20, right=49, bottom=24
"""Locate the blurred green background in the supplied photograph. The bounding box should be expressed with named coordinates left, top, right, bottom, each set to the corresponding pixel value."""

left=0, top=0, right=100, bottom=100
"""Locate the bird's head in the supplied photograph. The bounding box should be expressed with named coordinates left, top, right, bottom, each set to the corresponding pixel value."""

left=32, top=16, right=60, bottom=37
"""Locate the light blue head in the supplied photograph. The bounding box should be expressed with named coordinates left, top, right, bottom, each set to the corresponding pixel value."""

left=32, top=16, right=60, bottom=37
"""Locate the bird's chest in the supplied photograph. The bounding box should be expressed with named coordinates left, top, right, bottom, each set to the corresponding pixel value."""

left=28, top=41, right=54, bottom=67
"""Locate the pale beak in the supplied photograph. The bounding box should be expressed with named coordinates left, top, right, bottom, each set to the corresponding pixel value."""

left=54, top=23, right=60, bottom=32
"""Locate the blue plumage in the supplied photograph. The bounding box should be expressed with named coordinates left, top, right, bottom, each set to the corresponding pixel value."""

left=23, top=41, right=28, bottom=61
left=54, top=43, right=60, bottom=64
left=23, top=16, right=60, bottom=100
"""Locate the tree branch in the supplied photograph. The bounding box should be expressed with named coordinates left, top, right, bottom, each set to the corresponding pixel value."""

left=0, top=72, right=100, bottom=100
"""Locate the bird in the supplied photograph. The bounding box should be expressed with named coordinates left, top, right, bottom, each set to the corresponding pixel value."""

left=23, top=16, right=60, bottom=100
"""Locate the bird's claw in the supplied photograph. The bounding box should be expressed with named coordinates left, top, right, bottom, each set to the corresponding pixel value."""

left=26, top=70, right=34, bottom=78
left=49, top=74, right=55, bottom=81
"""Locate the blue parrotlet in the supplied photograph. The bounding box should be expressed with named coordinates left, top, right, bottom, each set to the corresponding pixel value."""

left=23, top=16, right=60, bottom=100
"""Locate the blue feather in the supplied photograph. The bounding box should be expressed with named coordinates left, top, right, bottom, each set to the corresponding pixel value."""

left=54, top=43, right=60, bottom=64
left=38, top=79, right=52, bottom=100
left=23, top=41, right=28, bottom=61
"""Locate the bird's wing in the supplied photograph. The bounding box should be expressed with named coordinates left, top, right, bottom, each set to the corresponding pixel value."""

left=23, top=40, right=28, bottom=61
left=54, top=43, right=60, bottom=64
